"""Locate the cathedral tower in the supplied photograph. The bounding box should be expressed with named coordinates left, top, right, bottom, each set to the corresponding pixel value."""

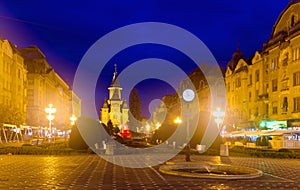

left=100, top=64, right=129, bottom=129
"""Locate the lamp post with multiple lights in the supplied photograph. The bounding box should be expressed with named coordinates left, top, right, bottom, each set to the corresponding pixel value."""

left=70, top=114, right=77, bottom=126
left=213, top=107, right=225, bottom=155
left=45, top=104, right=56, bottom=137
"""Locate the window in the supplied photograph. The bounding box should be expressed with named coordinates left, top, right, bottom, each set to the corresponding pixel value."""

left=249, top=92, right=252, bottom=101
left=291, top=15, right=295, bottom=27
left=282, top=52, right=288, bottom=66
left=199, top=80, right=205, bottom=89
left=236, top=77, right=241, bottom=87
left=249, top=74, right=252, bottom=85
left=292, top=48, right=299, bottom=61
left=282, top=97, right=288, bottom=113
left=272, top=79, right=278, bottom=92
left=18, top=69, right=21, bottom=79
left=294, top=97, right=300, bottom=112
left=255, top=70, right=259, bottom=82
left=272, top=102, right=278, bottom=114
left=271, top=57, right=279, bottom=70
left=227, top=83, right=230, bottom=92
left=293, top=72, right=300, bottom=86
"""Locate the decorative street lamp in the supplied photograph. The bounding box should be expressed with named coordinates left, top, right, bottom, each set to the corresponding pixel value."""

left=213, top=107, right=225, bottom=154
left=70, top=114, right=77, bottom=126
left=145, top=123, right=151, bottom=135
left=174, top=117, right=182, bottom=124
left=182, top=88, right=195, bottom=162
left=155, top=122, right=161, bottom=130
left=45, top=104, right=56, bottom=137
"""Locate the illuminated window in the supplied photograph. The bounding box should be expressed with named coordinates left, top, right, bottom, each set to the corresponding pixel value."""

left=271, top=57, right=279, bottom=70
left=293, top=97, right=300, bottom=112
left=293, top=72, right=300, bottom=86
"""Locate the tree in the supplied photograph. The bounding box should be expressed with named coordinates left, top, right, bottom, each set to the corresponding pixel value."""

left=128, top=88, right=143, bottom=130
left=129, top=88, right=142, bottom=121
left=106, top=120, right=114, bottom=136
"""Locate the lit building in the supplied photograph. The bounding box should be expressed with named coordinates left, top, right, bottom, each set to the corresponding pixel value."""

left=20, top=46, right=81, bottom=128
left=225, top=1, right=300, bottom=130
left=100, top=65, right=129, bottom=128
left=0, top=38, right=27, bottom=124
left=70, top=90, right=81, bottom=120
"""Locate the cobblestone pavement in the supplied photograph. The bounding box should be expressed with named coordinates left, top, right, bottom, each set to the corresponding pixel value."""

left=0, top=154, right=300, bottom=189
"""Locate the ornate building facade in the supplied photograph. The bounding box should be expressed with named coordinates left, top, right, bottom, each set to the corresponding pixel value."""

left=0, top=38, right=27, bottom=124
left=100, top=66, right=129, bottom=128
left=20, top=46, right=81, bottom=128
left=225, top=1, right=300, bottom=129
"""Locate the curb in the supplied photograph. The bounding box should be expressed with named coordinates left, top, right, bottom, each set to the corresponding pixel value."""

left=159, top=163, right=263, bottom=179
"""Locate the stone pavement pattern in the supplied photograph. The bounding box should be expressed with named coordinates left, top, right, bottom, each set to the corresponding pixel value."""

left=0, top=154, right=299, bottom=189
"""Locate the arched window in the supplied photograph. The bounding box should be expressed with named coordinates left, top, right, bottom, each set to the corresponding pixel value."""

left=291, top=15, right=295, bottom=27
left=199, top=80, right=205, bottom=89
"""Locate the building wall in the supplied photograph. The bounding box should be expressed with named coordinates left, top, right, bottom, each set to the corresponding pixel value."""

left=20, top=46, right=81, bottom=128
left=225, top=1, right=300, bottom=129
left=0, top=39, right=27, bottom=124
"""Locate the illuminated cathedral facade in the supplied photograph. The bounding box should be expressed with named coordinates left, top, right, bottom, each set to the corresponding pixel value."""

left=100, top=65, right=129, bottom=129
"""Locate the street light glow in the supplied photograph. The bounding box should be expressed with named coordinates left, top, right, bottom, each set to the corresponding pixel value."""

left=174, top=117, right=182, bottom=124
left=70, top=114, right=77, bottom=126
left=45, top=103, right=56, bottom=137
left=155, top=122, right=161, bottom=130
left=213, top=107, right=225, bottom=128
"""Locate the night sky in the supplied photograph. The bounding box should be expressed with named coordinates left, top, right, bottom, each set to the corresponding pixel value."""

left=0, top=1, right=290, bottom=117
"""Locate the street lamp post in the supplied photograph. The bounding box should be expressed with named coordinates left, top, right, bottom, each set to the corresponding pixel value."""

left=213, top=107, right=225, bottom=155
left=182, top=88, right=195, bottom=162
left=174, top=117, right=182, bottom=125
left=70, top=114, right=77, bottom=126
left=45, top=104, right=56, bottom=138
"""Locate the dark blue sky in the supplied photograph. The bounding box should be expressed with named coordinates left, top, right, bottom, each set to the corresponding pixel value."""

left=0, top=0, right=290, bottom=116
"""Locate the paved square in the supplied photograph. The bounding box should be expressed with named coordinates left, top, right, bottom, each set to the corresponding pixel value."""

left=0, top=154, right=299, bottom=189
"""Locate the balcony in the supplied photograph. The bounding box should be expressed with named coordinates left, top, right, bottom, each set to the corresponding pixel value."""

left=281, top=87, right=289, bottom=92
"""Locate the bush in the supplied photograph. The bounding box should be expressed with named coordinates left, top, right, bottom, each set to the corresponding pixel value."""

left=69, top=124, right=89, bottom=150
left=278, top=148, right=290, bottom=152
left=255, top=136, right=268, bottom=146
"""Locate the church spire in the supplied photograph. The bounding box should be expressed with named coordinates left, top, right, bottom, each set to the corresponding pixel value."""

left=110, top=64, right=121, bottom=87
left=112, top=64, right=117, bottom=81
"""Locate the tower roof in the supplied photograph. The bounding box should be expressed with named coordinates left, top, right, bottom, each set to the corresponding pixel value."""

left=122, top=99, right=128, bottom=109
left=110, top=64, right=121, bottom=88
left=111, top=89, right=121, bottom=100
left=102, top=98, right=109, bottom=108
left=227, top=47, right=244, bottom=71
